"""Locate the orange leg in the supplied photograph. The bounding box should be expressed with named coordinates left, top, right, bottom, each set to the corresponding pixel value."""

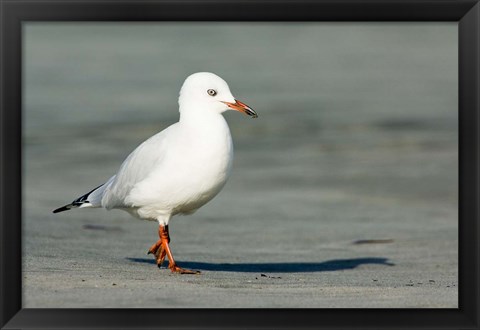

left=148, top=225, right=200, bottom=274
left=147, top=234, right=166, bottom=268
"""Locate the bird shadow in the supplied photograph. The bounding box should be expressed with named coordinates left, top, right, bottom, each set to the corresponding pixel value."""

left=126, top=257, right=394, bottom=273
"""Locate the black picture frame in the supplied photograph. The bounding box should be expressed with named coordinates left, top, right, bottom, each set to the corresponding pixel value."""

left=1, top=0, right=478, bottom=329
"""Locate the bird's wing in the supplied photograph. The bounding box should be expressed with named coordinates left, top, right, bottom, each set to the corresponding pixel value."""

left=100, top=123, right=178, bottom=209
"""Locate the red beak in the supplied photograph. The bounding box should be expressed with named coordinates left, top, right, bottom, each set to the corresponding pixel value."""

left=222, top=99, right=258, bottom=118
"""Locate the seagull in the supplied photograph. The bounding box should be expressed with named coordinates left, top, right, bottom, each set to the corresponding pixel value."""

left=53, top=72, right=258, bottom=274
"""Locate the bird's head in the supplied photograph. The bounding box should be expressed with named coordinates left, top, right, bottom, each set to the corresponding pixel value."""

left=178, top=72, right=258, bottom=118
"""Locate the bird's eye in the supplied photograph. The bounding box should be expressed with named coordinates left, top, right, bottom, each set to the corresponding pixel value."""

left=207, top=89, right=217, bottom=96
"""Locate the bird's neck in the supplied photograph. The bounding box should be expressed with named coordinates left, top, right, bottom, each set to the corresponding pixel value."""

left=178, top=104, right=227, bottom=130
left=178, top=108, right=233, bottom=156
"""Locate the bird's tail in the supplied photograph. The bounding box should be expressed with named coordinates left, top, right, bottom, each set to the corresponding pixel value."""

left=52, top=183, right=105, bottom=214
left=53, top=203, right=76, bottom=213
left=52, top=200, right=95, bottom=213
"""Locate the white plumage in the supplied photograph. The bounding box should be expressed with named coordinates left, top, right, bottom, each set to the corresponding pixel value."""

left=54, top=72, right=257, bottom=228
left=54, top=72, right=257, bottom=274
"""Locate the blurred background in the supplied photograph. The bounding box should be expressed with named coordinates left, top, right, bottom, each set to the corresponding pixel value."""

left=23, top=23, right=458, bottom=308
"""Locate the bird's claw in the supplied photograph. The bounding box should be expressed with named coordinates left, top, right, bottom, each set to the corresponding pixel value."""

left=147, top=239, right=167, bottom=267
left=147, top=226, right=199, bottom=274
left=169, top=265, right=201, bottom=275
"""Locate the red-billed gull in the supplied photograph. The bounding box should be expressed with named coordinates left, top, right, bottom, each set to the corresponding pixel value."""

left=53, top=72, right=258, bottom=274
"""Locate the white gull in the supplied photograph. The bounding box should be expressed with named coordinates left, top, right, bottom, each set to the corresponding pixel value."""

left=53, top=72, right=258, bottom=274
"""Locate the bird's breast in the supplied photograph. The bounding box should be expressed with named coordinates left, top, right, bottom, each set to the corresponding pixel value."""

left=185, top=120, right=233, bottom=185
left=130, top=117, right=234, bottom=215
left=169, top=121, right=233, bottom=213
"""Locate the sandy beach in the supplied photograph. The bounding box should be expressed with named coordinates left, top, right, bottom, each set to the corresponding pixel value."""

left=22, top=22, right=458, bottom=308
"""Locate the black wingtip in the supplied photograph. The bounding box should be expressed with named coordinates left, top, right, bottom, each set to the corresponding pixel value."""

left=53, top=205, right=71, bottom=214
